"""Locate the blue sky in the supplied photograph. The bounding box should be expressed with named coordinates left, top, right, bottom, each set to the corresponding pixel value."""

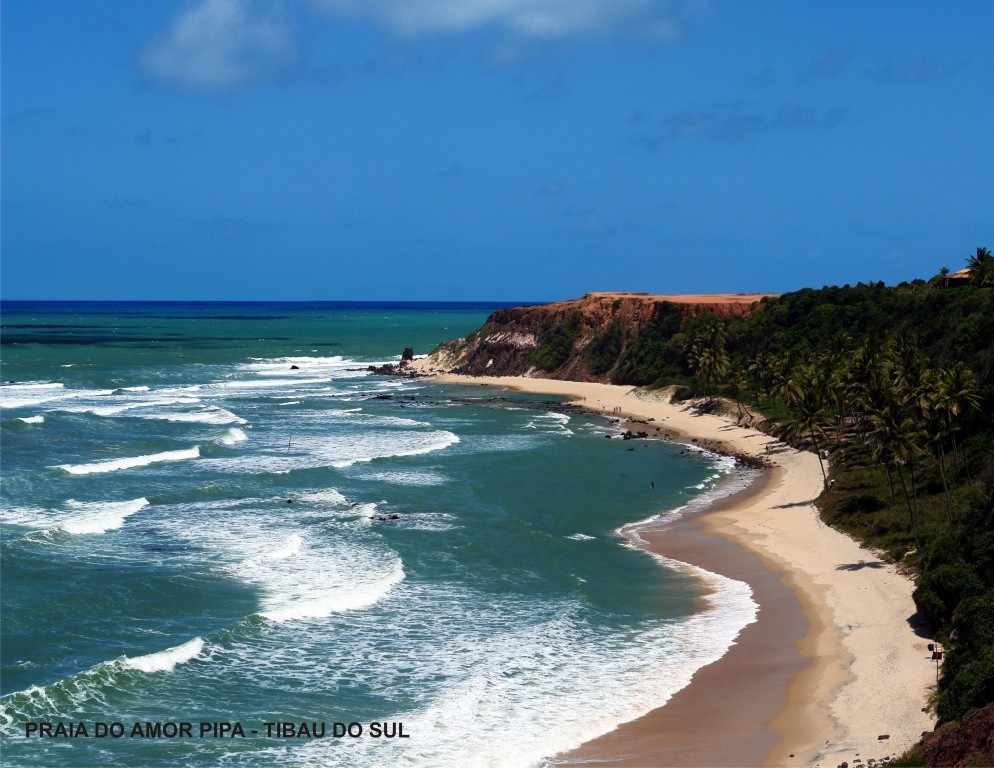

left=2, top=0, right=992, bottom=301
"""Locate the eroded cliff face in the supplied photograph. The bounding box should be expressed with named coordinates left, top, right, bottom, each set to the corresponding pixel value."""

left=423, top=291, right=776, bottom=381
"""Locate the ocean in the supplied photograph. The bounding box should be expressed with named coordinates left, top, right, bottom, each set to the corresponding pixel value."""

left=0, top=301, right=756, bottom=767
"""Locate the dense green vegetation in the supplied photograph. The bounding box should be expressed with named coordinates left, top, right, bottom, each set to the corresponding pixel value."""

left=584, top=320, right=625, bottom=376
left=611, top=301, right=687, bottom=384
left=603, top=257, right=994, bottom=737
left=529, top=311, right=582, bottom=371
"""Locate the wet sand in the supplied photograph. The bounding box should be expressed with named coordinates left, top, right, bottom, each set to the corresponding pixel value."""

left=552, top=471, right=826, bottom=768
left=422, top=373, right=934, bottom=767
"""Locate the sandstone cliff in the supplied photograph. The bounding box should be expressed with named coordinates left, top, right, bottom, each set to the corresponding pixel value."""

left=422, top=291, right=776, bottom=382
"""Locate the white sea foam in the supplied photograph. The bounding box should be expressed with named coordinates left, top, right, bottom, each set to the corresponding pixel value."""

left=62, top=398, right=242, bottom=425
left=566, top=533, right=595, bottom=541
left=258, top=534, right=303, bottom=560
left=525, top=411, right=574, bottom=435
left=60, top=403, right=139, bottom=417
left=0, top=636, right=205, bottom=729
left=152, top=406, right=247, bottom=425
left=201, top=429, right=459, bottom=475
left=54, top=446, right=200, bottom=475
left=350, top=502, right=381, bottom=519
left=60, top=498, right=149, bottom=534
left=53, top=395, right=206, bottom=420
left=0, top=505, right=53, bottom=529
left=143, top=494, right=405, bottom=624
left=1, top=382, right=115, bottom=409
left=218, top=376, right=332, bottom=390
left=258, top=559, right=405, bottom=622
left=244, top=355, right=346, bottom=372
left=16, top=415, right=44, bottom=424
left=0, top=381, right=63, bottom=401
left=296, top=488, right=348, bottom=506
left=285, top=565, right=756, bottom=768
left=362, top=469, right=449, bottom=486
left=241, top=355, right=389, bottom=382
left=622, top=464, right=759, bottom=545
left=1, top=498, right=149, bottom=534
left=329, top=431, right=459, bottom=468
left=219, top=428, right=248, bottom=445
left=121, top=637, right=204, bottom=673
left=202, top=518, right=407, bottom=622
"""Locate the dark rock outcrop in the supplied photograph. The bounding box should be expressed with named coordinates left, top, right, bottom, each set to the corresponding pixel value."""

left=901, top=704, right=994, bottom=767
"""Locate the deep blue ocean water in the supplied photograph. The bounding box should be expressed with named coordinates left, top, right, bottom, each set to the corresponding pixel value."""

left=0, top=302, right=755, bottom=767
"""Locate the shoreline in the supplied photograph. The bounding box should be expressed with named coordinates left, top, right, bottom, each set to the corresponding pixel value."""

left=425, top=373, right=935, bottom=766
left=553, top=469, right=814, bottom=767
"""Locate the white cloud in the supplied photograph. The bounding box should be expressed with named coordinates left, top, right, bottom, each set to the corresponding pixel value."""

left=140, top=0, right=296, bottom=91
left=311, top=0, right=702, bottom=40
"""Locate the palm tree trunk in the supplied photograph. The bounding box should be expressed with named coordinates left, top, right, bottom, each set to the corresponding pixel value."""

left=895, top=463, right=921, bottom=550
left=810, top=430, right=829, bottom=490
left=949, top=413, right=961, bottom=475
left=909, top=456, right=921, bottom=520
left=883, top=463, right=896, bottom=503
left=937, top=446, right=952, bottom=523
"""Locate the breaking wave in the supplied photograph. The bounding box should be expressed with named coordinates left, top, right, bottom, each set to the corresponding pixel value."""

left=54, top=447, right=200, bottom=475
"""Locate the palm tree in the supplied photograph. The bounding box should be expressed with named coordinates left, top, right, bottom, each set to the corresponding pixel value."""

left=936, top=363, right=981, bottom=479
left=749, top=352, right=776, bottom=408
left=867, top=399, right=923, bottom=550
left=967, top=246, right=994, bottom=287
left=728, top=368, right=750, bottom=423
left=688, top=319, right=730, bottom=403
left=777, top=370, right=832, bottom=490
left=771, top=351, right=809, bottom=414
left=907, top=368, right=957, bottom=522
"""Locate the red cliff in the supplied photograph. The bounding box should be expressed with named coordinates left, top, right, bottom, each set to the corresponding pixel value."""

left=424, top=291, right=777, bottom=381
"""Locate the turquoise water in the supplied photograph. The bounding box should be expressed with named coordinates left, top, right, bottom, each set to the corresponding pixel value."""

left=0, top=302, right=755, bottom=767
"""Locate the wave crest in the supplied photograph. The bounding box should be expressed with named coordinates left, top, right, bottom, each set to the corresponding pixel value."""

left=54, top=447, right=200, bottom=475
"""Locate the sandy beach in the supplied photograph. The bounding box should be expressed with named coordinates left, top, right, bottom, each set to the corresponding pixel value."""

left=426, top=373, right=935, bottom=767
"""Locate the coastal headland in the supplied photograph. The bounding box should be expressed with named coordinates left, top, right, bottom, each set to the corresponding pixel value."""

left=409, top=300, right=936, bottom=766
left=417, top=292, right=778, bottom=380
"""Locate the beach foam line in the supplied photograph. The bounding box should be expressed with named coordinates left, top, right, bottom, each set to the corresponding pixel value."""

left=429, top=374, right=935, bottom=765
left=54, top=446, right=200, bottom=475
left=285, top=565, right=756, bottom=768
left=60, top=498, right=149, bottom=534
